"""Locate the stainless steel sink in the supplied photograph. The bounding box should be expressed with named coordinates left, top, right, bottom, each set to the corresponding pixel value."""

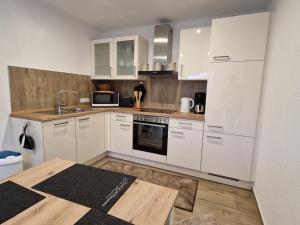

left=36, top=108, right=92, bottom=115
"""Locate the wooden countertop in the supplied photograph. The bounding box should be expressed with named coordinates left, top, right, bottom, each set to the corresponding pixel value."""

left=10, top=107, right=205, bottom=122
left=1, top=158, right=178, bottom=225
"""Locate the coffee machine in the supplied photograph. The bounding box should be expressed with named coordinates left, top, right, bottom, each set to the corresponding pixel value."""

left=194, top=92, right=206, bottom=114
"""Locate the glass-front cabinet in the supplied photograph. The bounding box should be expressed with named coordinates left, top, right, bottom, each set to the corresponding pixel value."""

left=91, top=35, right=148, bottom=80
left=92, top=39, right=113, bottom=79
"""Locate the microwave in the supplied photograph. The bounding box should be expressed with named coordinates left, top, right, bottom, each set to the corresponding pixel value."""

left=92, top=91, right=119, bottom=107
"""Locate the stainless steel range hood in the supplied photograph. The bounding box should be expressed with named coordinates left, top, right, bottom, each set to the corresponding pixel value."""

left=153, top=24, right=173, bottom=68
left=139, top=24, right=177, bottom=76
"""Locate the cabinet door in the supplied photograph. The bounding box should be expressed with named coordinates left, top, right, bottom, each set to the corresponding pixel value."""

left=201, top=132, right=254, bottom=181
left=111, top=120, right=133, bottom=155
left=43, top=118, right=76, bottom=162
left=114, top=36, right=138, bottom=79
left=105, top=112, right=111, bottom=151
left=167, top=128, right=203, bottom=171
left=205, top=61, right=263, bottom=137
left=178, top=27, right=211, bottom=80
left=209, top=12, right=269, bottom=62
left=76, top=113, right=105, bottom=163
left=92, top=38, right=113, bottom=79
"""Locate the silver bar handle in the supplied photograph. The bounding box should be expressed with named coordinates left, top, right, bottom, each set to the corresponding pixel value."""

left=133, top=122, right=166, bottom=128
left=171, top=131, right=184, bottom=135
left=207, top=135, right=222, bottom=140
left=180, top=64, right=183, bottom=77
left=213, top=56, right=230, bottom=61
left=54, top=121, right=69, bottom=127
left=79, top=118, right=90, bottom=122
left=116, top=115, right=126, bottom=118
left=179, top=122, right=192, bottom=126
left=120, top=124, right=131, bottom=127
left=207, top=125, right=223, bottom=128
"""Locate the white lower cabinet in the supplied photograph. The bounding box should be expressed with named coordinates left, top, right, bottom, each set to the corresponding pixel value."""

left=167, top=127, right=203, bottom=171
left=201, top=132, right=254, bottom=181
left=43, top=118, right=77, bottom=162
left=167, top=118, right=204, bottom=171
left=76, top=113, right=105, bottom=163
left=104, top=112, right=111, bottom=151
left=110, top=120, right=133, bottom=156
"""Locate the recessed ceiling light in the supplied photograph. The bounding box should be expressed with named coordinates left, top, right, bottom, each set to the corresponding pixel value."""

left=196, top=29, right=201, bottom=34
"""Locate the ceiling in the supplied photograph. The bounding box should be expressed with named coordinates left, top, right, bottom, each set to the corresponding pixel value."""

left=40, top=0, right=269, bottom=31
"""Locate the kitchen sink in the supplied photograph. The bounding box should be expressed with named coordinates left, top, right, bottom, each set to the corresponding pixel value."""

left=36, top=107, right=93, bottom=115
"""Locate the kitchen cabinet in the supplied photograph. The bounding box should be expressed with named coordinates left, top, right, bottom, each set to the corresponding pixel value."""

left=205, top=61, right=264, bottom=137
left=178, top=27, right=211, bottom=80
left=111, top=113, right=133, bottom=155
left=105, top=112, right=111, bottom=151
left=201, top=132, right=254, bottom=181
left=43, top=118, right=77, bottom=162
left=209, top=12, right=269, bottom=62
left=91, top=38, right=113, bottom=79
left=92, top=35, right=148, bottom=80
left=76, top=113, right=105, bottom=163
left=167, top=123, right=203, bottom=171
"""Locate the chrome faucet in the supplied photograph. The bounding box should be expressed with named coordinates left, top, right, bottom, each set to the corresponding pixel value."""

left=57, top=90, right=79, bottom=113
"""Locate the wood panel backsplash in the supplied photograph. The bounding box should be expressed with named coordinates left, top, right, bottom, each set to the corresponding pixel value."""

left=9, top=66, right=95, bottom=112
left=95, top=77, right=207, bottom=110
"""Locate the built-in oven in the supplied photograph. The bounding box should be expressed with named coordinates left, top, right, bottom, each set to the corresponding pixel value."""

left=133, top=115, right=168, bottom=156
left=92, top=91, right=119, bottom=107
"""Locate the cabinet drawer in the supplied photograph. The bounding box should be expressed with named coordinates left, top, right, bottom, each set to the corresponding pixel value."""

left=111, top=113, right=133, bottom=122
left=169, top=118, right=203, bottom=131
left=201, top=132, right=254, bottom=181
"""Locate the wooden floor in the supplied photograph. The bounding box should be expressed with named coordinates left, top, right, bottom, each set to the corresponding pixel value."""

left=93, top=157, right=263, bottom=225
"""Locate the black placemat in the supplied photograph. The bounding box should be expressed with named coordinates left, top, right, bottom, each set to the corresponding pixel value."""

left=32, top=164, right=136, bottom=212
left=0, top=181, right=45, bottom=223
left=75, top=209, right=133, bottom=225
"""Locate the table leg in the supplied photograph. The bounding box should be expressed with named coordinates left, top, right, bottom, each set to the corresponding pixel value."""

left=165, top=207, right=174, bottom=225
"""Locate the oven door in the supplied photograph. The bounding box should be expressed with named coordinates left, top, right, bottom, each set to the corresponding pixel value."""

left=133, top=121, right=168, bottom=155
left=92, top=92, right=119, bottom=106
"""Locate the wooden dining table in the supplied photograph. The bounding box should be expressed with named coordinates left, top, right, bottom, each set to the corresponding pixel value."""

left=1, top=158, right=178, bottom=225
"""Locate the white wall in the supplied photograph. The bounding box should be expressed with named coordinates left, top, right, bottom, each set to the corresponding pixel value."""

left=95, top=18, right=212, bottom=70
left=0, top=0, right=98, bottom=148
left=253, top=0, right=300, bottom=224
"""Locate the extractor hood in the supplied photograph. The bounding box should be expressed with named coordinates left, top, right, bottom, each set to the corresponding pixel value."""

left=138, top=24, right=178, bottom=76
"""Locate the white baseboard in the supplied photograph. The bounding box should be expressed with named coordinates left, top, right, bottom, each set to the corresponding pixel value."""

left=107, top=152, right=253, bottom=190
left=253, top=187, right=266, bottom=225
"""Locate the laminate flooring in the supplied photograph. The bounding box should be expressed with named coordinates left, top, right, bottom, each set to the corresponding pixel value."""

left=93, top=157, right=263, bottom=225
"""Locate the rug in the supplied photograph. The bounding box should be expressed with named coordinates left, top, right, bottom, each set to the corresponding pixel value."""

left=95, top=160, right=198, bottom=212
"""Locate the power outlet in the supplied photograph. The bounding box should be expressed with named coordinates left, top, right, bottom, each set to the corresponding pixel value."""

left=80, top=98, right=90, bottom=103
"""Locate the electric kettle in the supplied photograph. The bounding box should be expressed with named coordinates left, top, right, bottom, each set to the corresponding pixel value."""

left=180, top=98, right=194, bottom=113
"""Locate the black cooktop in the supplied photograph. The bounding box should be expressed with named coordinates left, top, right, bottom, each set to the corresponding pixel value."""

left=140, top=108, right=177, bottom=114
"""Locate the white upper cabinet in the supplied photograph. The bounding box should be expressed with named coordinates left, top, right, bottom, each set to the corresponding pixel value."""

left=92, top=39, right=113, bottom=79
left=209, top=12, right=270, bottom=62
left=92, top=35, right=148, bottom=80
left=205, top=61, right=264, bottom=137
left=178, top=26, right=211, bottom=80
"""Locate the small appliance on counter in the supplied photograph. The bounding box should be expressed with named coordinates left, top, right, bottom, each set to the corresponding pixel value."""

left=180, top=97, right=195, bottom=113
left=91, top=91, right=119, bottom=107
left=119, top=97, right=134, bottom=107
left=194, top=92, right=206, bottom=114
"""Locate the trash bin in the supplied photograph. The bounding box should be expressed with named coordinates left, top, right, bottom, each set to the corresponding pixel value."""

left=0, top=151, right=23, bottom=180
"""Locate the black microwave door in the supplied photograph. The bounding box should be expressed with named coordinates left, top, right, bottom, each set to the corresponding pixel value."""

left=93, top=93, right=112, bottom=104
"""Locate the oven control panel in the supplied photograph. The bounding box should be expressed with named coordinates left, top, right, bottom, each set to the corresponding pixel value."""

left=133, top=115, right=169, bottom=124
